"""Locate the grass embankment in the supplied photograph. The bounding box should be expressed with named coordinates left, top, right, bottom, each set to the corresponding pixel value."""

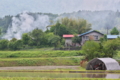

left=0, top=77, right=118, bottom=80
left=0, top=49, right=83, bottom=67
left=0, top=50, right=82, bottom=58
left=0, top=57, right=81, bottom=67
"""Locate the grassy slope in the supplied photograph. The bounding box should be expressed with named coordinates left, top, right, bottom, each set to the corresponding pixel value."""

left=0, top=48, right=84, bottom=67
left=0, top=57, right=82, bottom=67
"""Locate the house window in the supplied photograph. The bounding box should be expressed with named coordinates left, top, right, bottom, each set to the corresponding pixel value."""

left=85, top=36, right=89, bottom=40
left=83, top=36, right=85, bottom=39
left=94, top=35, right=98, bottom=40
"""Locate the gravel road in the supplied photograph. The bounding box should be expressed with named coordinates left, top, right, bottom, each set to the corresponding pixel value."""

left=0, top=66, right=80, bottom=70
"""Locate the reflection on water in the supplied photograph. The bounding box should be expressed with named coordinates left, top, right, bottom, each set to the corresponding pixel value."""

left=0, top=72, right=119, bottom=79
left=106, top=74, right=120, bottom=79
left=86, top=73, right=106, bottom=78
left=86, top=73, right=120, bottom=79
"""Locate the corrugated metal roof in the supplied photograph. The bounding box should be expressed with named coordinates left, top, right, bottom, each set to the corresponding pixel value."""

left=63, top=35, right=74, bottom=38
left=86, top=58, right=120, bottom=70
left=107, top=35, right=120, bottom=39
left=98, top=58, right=120, bottom=70
left=79, top=30, right=103, bottom=36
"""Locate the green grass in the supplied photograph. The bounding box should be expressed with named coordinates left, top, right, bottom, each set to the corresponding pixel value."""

left=0, top=50, right=82, bottom=58
left=0, top=48, right=84, bottom=66
left=0, top=77, right=118, bottom=80
left=0, top=71, right=119, bottom=80
left=0, top=57, right=83, bottom=67
left=0, top=48, right=119, bottom=67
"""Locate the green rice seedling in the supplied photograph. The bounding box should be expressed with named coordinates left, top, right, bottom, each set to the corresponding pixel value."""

left=0, top=77, right=119, bottom=80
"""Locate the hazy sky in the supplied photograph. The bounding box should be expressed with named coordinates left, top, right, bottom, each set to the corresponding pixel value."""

left=0, top=0, right=120, bottom=17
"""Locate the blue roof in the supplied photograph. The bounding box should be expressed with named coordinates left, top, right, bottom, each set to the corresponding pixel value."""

left=79, top=30, right=103, bottom=36
left=107, top=35, right=120, bottom=39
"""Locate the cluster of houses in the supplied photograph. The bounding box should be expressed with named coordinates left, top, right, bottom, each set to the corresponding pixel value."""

left=63, top=30, right=120, bottom=47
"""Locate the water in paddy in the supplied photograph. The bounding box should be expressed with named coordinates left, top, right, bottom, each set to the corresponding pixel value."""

left=0, top=72, right=119, bottom=79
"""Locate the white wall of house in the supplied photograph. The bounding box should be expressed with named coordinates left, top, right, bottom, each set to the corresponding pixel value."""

left=64, top=38, right=80, bottom=47
left=65, top=38, right=73, bottom=47
left=81, top=32, right=103, bottom=45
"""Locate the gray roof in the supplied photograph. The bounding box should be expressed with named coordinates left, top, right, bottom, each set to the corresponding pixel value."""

left=86, top=58, right=120, bottom=70
left=79, top=30, right=104, bottom=37
left=107, top=35, right=120, bottom=39
left=98, top=58, right=120, bottom=70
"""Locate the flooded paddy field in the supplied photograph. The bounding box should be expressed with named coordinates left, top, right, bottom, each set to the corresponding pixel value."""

left=0, top=71, right=119, bottom=79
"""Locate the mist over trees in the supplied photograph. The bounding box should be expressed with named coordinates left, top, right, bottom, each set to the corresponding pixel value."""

left=0, top=10, right=120, bottom=51
left=0, top=16, right=92, bottom=50
left=59, top=10, right=120, bottom=34
left=0, top=10, right=120, bottom=38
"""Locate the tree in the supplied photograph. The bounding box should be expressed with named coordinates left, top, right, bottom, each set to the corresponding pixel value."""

left=110, top=27, right=119, bottom=35
left=30, top=28, right=44, bottom=47
left=48, top=35, right=61, bottom=48
left=44, top=32, right=55, bottom=46
left=82, top=38, right=120, bottom=60
left=0, top=39, right=9, bottom=50
left=72, top=35, right=81, bottom=45
left=81, top=41, right=103, bottom=60
left=59, top=17, right=91, bottom=34
left=50, top=22, right=69, bottom=37
left=8, top=38, right=23, bottom=50
left=22, top=33, right=30, bottom=45
left=100, top=35, right=107, bottom=42
left=102, top=38, right=120, bottom=57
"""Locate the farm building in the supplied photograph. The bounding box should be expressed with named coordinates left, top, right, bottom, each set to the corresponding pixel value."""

left=86, top=58, right=120, bottom=70
left=63, top=34, right=80, bottom=47
left=107, top=35, right=120, bottom=40
left=79, top=30, right=104, bottom=45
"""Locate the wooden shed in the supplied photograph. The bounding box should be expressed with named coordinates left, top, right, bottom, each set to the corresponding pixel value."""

left=86, top=58, right=120, bottom=70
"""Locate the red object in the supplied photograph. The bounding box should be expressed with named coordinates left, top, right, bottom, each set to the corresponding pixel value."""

left=63, top=35, right=74, bottom=38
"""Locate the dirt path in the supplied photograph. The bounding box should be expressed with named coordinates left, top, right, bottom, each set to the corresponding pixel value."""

left=0, top=66, right=80, bottom=70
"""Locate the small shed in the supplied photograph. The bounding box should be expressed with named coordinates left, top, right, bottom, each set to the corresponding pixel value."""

left=86, top=58, right=120, bottom=70
left=107, top=35, right=120, bottom=40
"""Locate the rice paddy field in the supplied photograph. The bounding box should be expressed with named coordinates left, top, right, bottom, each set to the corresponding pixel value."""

left=0, top=70, right=119, bottom=80
left=0, top=48, right=119, bottom=80
left=0, top=78, right=119, bottom=80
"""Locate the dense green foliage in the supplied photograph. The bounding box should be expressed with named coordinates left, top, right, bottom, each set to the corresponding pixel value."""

left=72, top=35, right=82, bottom=44
left=82, top=38, right=120, bottom=60
left=82, top=41, right=102, bottom=60
left=110, top=27, right=119, bottom=35
left=50, top=22, right=70, bottom=37
left=48, top=35, right=61, bottom=48
left=58, top=17, right=91, bottom=34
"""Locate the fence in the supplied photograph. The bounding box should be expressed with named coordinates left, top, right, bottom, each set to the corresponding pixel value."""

left=54, top=47, right=81, bottom=50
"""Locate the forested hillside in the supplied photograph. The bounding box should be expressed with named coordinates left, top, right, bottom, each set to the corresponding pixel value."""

left=59, top=10, right=120, bottom=33
left=0, top=10, right=120, bottom=39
